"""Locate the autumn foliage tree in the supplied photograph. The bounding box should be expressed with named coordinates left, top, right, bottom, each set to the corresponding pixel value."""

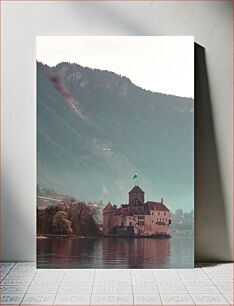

left=53, top=211, right=73, bottom=236
left=37, top=200, right=101, bottom=237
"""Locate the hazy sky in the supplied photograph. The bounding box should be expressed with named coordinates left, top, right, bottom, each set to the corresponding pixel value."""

left=37, top=36, right=194, bottom=98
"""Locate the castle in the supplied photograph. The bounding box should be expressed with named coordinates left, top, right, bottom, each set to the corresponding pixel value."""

left=103, top=186, right=171, bottom=237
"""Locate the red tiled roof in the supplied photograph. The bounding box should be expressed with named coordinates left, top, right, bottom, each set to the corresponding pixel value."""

left=112, top=200, right=169, bottom=216
left=145, top=201, right=169, bottom=212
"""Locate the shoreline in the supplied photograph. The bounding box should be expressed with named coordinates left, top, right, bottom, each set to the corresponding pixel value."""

left=37, top=235, right=101, bottom=239
left=37, top=233, right=193, bottom=239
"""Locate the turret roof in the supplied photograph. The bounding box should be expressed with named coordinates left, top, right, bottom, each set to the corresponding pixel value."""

left=103, top=202, right=113, bottom=212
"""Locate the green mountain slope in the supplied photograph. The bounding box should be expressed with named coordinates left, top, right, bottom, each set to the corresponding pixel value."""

left=37, top=62, right=194, bottom=211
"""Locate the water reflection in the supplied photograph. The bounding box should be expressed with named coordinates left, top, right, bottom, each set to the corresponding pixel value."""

left=37, top=235, right=193, bottom=269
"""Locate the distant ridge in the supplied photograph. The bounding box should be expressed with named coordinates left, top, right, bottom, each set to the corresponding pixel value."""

left=38, top=61, right=192, bottom=98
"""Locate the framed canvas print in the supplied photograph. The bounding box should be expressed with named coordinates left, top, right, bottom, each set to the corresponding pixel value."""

left=36, top=36, right=194, bottom=269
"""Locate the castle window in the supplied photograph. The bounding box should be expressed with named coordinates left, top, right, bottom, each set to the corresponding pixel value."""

left=164, top=212, right=166, bottom=216
left=129, top=222, right=132, bottom=226
left=158, top=212, right=160, bottom=215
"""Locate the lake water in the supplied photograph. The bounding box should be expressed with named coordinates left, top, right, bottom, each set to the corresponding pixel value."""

left=37, top=235, right=194, bottom=269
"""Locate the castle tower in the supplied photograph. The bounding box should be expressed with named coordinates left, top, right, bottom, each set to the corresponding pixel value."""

left=103, top=202, right=114, bottom=235
left=129, top=186, right=145, bottom=205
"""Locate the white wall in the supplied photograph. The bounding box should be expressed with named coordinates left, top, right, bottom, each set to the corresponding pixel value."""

left=2, top=1, right=232, bottom=261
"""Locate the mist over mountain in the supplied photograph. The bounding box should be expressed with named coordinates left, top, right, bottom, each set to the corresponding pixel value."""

left=37, top=61, right=194, bottom=211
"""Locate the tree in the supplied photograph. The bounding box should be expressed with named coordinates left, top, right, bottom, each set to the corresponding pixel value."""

left=52, top=211, right=72, bottom=235
left=37, top=198, right=101, bottom=237
left=37, top=208, right=46, bottom=235
left=189, top=209, right=194, bottom=217
left=174, top=209, right=184, bottom=224
left=68, top=202, right=92, bottom=235
left=44, top=205, right=57, bottom=233
left=82, top=215, right=98, bottom=236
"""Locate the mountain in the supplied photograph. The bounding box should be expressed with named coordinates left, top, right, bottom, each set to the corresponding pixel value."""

left=37, top=62, right=194, bottom=211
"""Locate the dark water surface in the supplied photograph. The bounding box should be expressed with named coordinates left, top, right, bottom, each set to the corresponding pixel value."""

left=37, top=235, right=194, bottom=269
